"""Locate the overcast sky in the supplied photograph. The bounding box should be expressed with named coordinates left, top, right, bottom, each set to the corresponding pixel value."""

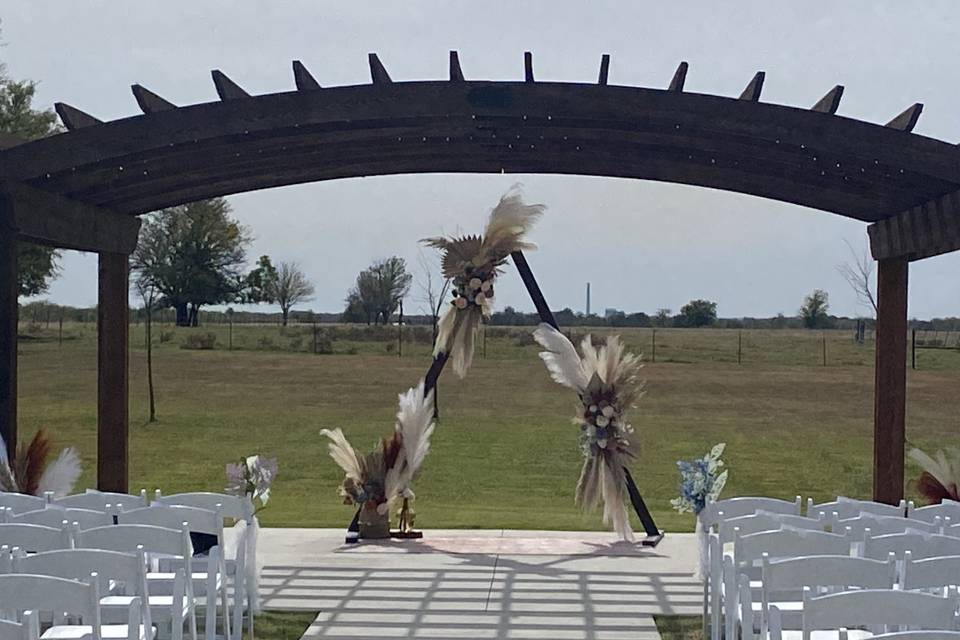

left=4, top=2, right=959, bottom=319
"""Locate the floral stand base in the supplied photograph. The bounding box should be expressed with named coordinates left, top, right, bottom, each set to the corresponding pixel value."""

left=358, top=507, right=391, bottom=540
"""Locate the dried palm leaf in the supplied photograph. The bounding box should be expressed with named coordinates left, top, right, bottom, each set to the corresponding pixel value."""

left=909, top=447, right=960, bottom=504
left=37, top=447, right=82, bottom=499
left=320, top=428, right=364, bottom=483
left=14, top=429, right=53, bottom=496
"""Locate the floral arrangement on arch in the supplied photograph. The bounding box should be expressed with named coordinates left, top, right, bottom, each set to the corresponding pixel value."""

left=422, top=187, right=544, bottom=377
left=225, top=454, right=278, bottom=513
left=670, top=443, right=728, bottom=516
left=0, top=429, right=82, bottom=498
left=321, top=382, right=436, bottom=533
left=909, top=446, right=960, bottom=504
left=533, top=323, right=645, bottom=542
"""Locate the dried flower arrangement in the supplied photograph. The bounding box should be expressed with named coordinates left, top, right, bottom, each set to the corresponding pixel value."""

left=0, top=429, right=82, bottom=499
left=909, top=446, right=960, bottom=504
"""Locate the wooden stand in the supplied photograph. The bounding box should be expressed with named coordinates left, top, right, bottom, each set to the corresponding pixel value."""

left=345, top=250, right=663, bottom=546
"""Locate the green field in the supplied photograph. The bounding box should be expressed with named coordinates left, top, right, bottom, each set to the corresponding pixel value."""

left=13, top=322, right=960, bottom=533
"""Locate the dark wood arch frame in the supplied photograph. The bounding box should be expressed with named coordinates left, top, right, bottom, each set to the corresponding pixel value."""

left=1, top=52, right=958, bottom=505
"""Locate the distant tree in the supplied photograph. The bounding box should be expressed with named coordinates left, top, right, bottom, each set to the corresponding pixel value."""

left=341, top=290, right=367, bottom=323
left=678, top=300, right=717, bottom=327
left=800, top=289, right=830, bottom=329
left=553, top=307, right=579, bottom=326
left=244, top=255, right=279, bottom=304
left=837, top=240, right=877, bottom=317
left=0, top=67, right=62, bottom=297
left=132, top=198, right=252, bottom=326
left=415, top=250, right=451, bottom=346
left=268, top=261, right=315, bottom=326
left=625, top=312, right=651, bottom=327
left=346, top=257, right=412, bottom=325
left=654, top=308, right=672, bottom=327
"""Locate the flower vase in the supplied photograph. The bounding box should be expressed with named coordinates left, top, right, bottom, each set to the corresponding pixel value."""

left=694, top=511, right=709, bottom=582
left=359, top=503, right=390, bottom=539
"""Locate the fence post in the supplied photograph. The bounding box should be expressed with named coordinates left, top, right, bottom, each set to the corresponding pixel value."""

left=59, top=315, right=63, bottom=348
left=483, top=323, right=487, bottom=359
left=313, top=322, right=318, bottom=355
left=822, top=332, right=827, bottom=366
left=651, top=329, right=657, bottom=363
left=397, top=300, right=403, bottom=358
left=737, top=330, right=742, bottom=365
left=228, top=319, right=233, bottom=351
left=911, top=329, right=916, bottom=370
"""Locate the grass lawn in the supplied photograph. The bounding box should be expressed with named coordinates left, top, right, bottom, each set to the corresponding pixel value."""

left=14, top=323, right=960, bottom=533
left=655, top=615, right=703, bottom=640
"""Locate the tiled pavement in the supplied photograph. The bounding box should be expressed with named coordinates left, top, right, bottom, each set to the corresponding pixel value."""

left=257, top=529, right=701, bottom=639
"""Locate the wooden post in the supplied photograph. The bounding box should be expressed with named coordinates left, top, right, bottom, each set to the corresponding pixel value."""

left=0, top=227, right=18, bottom=456
left=911, top=329, right=917, bottom=370
left=822, top=333, right=827, bottom=366
left=873, top=257, right=908, bottom=505
left=98, top=252, right=130, bottom=492
left=737, top=330, right=742, bottom=365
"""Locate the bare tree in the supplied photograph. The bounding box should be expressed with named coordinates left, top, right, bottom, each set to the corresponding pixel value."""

left=416, top=249, right=451, bottom=347
left=134, top=278, right=157, bottom=423
left=837, top=239, right=877, bottom=317
left=268, top=261, right=315, bottom=326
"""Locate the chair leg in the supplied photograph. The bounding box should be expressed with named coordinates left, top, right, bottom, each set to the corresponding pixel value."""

left=188, top=607, right=198, bottom=640
left=220, top=581, right=232, bottom=640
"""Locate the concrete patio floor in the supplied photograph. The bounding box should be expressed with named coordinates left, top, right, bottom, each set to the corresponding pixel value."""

left=257, top=529, right=701, bottom=639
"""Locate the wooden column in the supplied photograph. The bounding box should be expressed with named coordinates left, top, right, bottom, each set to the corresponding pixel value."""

left=873, top=257, right=909, bottom=505
left=0, top=225, right=17, bottom=455
left=98, top=252, right=129, bottom=492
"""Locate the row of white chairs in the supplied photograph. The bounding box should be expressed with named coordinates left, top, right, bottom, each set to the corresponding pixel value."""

left=0, top=490, right=256, bottom=640
left=701, top=496, right=960, bottom=640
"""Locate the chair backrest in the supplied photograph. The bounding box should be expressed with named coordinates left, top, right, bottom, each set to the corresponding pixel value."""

left=0, top=573, right=101, bottom=640
left=834, top=513, right=942, bottom=538
left=77, top=523, right=191, bottom=558
left=8, top=507, right=112, bottom=530
left=0, top=610, right=38, bottom=640
left=864, top=531, right=960, bottom=560
left=720, top=511, right=827, bottom=544
left=870, top=633, right=960, bottom=640
left=0, top=523, right=71, bottom=552
left=763, top=552, right=897, bottom=592
left=0, top=494, right=45, bottom=515
left=907, top=500, right=960, bottom=523
left=944, top=523, right=960, bottom=539
left=54, top=490, right=147, bottom=511
left=802, top=587, right=958, bottom=639
left=154, top=491, right=253, bottom=522
left=118, top=504, right=222, bottom=539
left=13, top=548, right=152, bottom=634
left=902, top=552, right=960, bottom=591
left=810, top=497, right=907, bottom=519
left=734, top=527, right=851, bottom=569
left=701, top=496, right=802, bottom=529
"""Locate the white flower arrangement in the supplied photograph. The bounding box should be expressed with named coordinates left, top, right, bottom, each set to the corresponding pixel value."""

left=226, top=454, right=278, bottom=513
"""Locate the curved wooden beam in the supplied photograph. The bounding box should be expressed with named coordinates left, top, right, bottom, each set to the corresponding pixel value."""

left=524, top=51, right=534, bottom=82
left=739, top=71, right=765, bottom=102
left=598, top=54, right=610, bottom=86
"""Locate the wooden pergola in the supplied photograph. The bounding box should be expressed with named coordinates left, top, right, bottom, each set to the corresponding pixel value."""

left=1, top=52, right=958, bottom=500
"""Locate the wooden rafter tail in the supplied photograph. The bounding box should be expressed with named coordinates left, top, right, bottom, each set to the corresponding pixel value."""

left=597, top=54, right=610, bottom=85
left=368, top=53, right=392, bottom=84
left=292, top=60, right=321, bottom=91
left=739, top=71, right=765, bottom=101
left=211, top=70, right=250, bottom=100
left=668, top=61, right=688, bottom=92
left=811, top=85, right=844, bottom=114
left=886, top=103, right=923, bottom=132
left=449, top=51, right=464, bottom=82
left=524, top=51, right=534, bottom=83
left=54, top=103, right=102, bottom=130
left=131, top=84, right=176, bottom=114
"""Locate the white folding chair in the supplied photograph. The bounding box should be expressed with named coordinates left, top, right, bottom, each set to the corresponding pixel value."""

left=0, top=523, right=72, bottom=553
left=0, top=610, right=39, bottom=640
left=0, top=572, right=148, bottom=640
left=703, top=496, right=803, bottom=640
left=801, top=587, right=959, bottom=640
left=943, top=524, right=960, bottom=539
left=833, top=514, right=942, bottom=540
left=864, top=531, right=960, bottom=560
left=727, top=527, right=852, bottom=640
left=7, top=507, right=113, bottom=530
left=74, top=526, right=208, bottom=639
left=12, top=548, right=162, bottom=640
left=0, top=494, right=46, bottom=515
left=901, top=551, right=960, bottom=595
left=809, top=497, right=907, bottom=520
left=753, top=553, right=896, bottom=639
left=153, top=493, right=255, bottom=639
left=111, top=511, right=230, bottom=640
left=869, top=633, right=960, bottom=640
left=53, top=491, right=148, bottom=512
left=907, top=500, right=960, bottom=523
